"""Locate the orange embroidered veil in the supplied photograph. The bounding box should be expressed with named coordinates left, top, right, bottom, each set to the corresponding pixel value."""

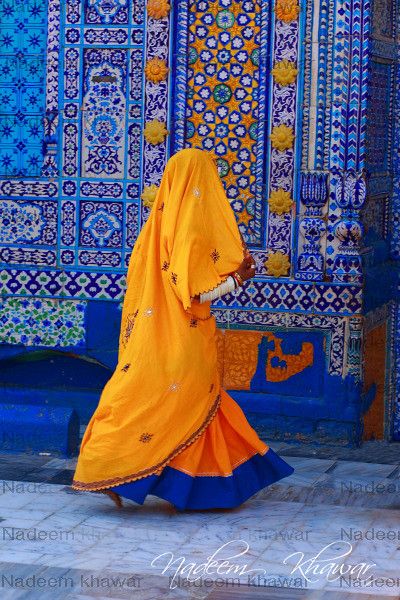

left=72, top=148, right=246, bottom=491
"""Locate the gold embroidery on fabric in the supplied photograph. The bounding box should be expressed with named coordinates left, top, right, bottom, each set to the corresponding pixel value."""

left=139, top=432, right=153, bottom=443
left=190, top=317, right=198, bottom=327
left=144, top=307, right=153, bottom=317
left=122, top=309, right=139, bottom=346
left=121, top=363, right=130, bottom=372
left=171, top=272, right=178, bottom=285
left=209, top=383, right=214, bottom=393
left=186, top=309, right=213, bottom=322
left=193, top=187, right=201, bottom=198
left=210, top=249, right=220, bottom=263
left=161, top=260, right=169, bottom=271
left=168, top=382, right=180, bottom=392
left=158, top=202, right=164, bottom=211
left=71, top=393, right=222, bottom=490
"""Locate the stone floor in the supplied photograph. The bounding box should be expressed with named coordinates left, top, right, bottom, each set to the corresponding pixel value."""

left=0, top=442, right=399, bottom=599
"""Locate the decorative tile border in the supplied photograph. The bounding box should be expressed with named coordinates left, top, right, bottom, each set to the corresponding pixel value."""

left=0, top=181, right=58, bottom=198
left=0, top=297, right=86, bottom=347
left=0, top=268, right=362, bottom=315
left=390, top=0, right=400, bottom=258
left=265, top=4, right=301, bottom=258
left=393, top=302, right=400, bottom=439
left=141, top=6, right=170, bottom=225
left=42, top=0, right=61, bottom=178
left=0, top=269, right=124, bottom=300
left=212, top=308, right=347, bottom=376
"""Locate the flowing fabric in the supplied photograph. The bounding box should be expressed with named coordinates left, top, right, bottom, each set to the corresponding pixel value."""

left=72, top=147, right=294, bottom=504
left=111, top=389, right=294, bottom=510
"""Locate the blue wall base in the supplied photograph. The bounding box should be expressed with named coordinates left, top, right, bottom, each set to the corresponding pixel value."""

left=229, top=372, right=371, bottom=447
left=0, top=350, right=111, bottom=424
left=0, top=404, right=79, bottom=457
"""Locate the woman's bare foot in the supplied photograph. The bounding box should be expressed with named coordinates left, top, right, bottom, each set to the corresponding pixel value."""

left=101, top=489, right=124, bottom=508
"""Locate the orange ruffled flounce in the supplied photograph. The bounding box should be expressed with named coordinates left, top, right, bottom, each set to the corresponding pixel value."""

left=167, top=389, right=269, bottom=477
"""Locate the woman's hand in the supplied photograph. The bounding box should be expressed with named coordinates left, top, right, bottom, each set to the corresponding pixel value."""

left=236, top=254, right=256, bottom=282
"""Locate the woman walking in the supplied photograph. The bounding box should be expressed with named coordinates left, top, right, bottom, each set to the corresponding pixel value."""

left=72, top=148, right=294, bottom=510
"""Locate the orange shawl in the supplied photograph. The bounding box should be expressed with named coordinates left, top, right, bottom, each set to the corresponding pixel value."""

left=72, top=148, right=245, bottom=490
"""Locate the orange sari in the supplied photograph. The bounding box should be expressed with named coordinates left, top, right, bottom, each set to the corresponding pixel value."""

left=72, top=148, right=293, bottom=508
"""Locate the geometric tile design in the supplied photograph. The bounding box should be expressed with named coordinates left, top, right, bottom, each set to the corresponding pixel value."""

left=0, top=297, right=86, bottom=347
left=0, top=269, right=126, bottom=300
left=0, top=199, right=57, bottom=245
left=182, top=0, right=268, bottom=245
left=365, top=60, right=393, bottom=176
left=212, top=280, right=363, bottom=315
left=394, top=303, right=400, bottom=440
left=265, top=9, right=300, bottom=257
left=0, top=0, right=47, bottom=177
left=0, top=0, right=397, bottom=439
left=81, top=48, right=127, bottom=179
left=0, top=198, right=57, bottom=266
left=0, top=267, right=363, bottom=315
left=79, top=201, right=123, bottom=248
left=84, top=0, right=128, bottom=25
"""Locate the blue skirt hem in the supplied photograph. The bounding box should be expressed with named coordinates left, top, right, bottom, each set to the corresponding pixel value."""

left=111, top=448, right=294, bottom=511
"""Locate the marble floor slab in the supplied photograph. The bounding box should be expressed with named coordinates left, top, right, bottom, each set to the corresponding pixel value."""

left=0, top=455, right=398, bottom=599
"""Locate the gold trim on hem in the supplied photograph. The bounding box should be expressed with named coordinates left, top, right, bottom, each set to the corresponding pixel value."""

left=71, top=393, right=222, bottom=492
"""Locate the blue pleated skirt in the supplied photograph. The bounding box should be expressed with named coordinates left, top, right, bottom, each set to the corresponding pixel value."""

left=111, top=447, right=294, bottom=511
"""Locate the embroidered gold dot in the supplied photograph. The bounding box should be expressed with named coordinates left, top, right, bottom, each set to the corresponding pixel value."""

left=169, top=382, right=180, bottom=392
left=193, top=187, right=201, bottom=198
left=161, top=260, right=170, bottom=271
left=121, top=363, right=130, bottom=372
left=171, top=272, right=178, bottom=285
left=144, top=307, right=153, bottom=317
left=122, top=309, right=139, bottom=346
left=139, top=432, right=153, bottom=443
left=210, top=249, right=220, bottom=263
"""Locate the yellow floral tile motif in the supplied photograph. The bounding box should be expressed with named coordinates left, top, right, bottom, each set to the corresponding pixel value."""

left=271, top=59, right=298, bottom=86
left=147, top=0, right=171, bottom=19
left=275, top=0, right=300, bottom=23
left=186, top=0, right=262, bottom=231
left=144, top=58, right=169, bottom=82
left=268, top=189, right=294, bottom=214
left=237, top=204, right=253, bottom=226
left=144, top=119, right=168, bottom=144
left=264, top=251, right=291, bottom=276
left=270, top=124, right=295, bottom=151
left=141, top=183, right=159, bottom=207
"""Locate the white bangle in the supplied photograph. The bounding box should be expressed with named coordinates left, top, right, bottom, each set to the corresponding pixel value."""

left=199, top=275, right=236, bottom=303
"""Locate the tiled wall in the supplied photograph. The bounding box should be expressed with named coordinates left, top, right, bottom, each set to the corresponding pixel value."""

left=0, top=0, right=399, bottom=443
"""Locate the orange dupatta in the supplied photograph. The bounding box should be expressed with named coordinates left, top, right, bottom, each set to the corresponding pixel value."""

left=72, top=148, right=246, bottom=491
